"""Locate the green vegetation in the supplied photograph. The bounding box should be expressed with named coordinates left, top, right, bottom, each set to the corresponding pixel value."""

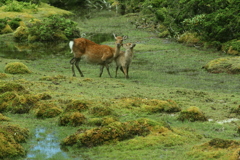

left=0, top=2, right=240, bottom=160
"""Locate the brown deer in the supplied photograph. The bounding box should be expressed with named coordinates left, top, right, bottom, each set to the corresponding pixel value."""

left=115, top=43, right=136, bottom=79
left=69, top=34, right=127, bottom=77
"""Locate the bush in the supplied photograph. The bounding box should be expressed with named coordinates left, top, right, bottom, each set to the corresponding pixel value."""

left=3, top=0, right=38, bottom=12
left=27, top=15, right=80, bottom=42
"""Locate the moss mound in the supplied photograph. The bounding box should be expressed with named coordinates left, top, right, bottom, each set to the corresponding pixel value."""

left=116, top=98, right=180, bottom=113
left=0, top=73, right=8, bottom=79
left=4, top=62, right=31, bottom=74
left=203, top=57, right=240, bottom=74
left=188, top=138, right=240, bottom=160
left=0, top=82, right=26, bottom=93
left=222, top=40, right=240, bottom=55
left=0, top=124, right=29, bottom=159
left=0, top=113, right=10, bottom=121
left=62, top=118, right=159, bottom=147
left=89, top=106, right=114, bottom=117
left=34, top=101, right=63, bottom=118
left=177, top=32, right=201, bottom=46
left=177, top=106, right=207, bottom=122
left=87, top=117, right=118, bottom=126
left=59, top=111, right=86, bottom=127
left=0, top=82, right=52, bottom=114
left=65, top=100, right=89, bottom=112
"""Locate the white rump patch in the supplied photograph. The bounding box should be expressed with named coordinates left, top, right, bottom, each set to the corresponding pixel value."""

left=69, top=41, right=74, bottom=53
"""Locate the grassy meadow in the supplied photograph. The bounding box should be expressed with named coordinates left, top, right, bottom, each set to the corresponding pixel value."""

left=0, top=10, right=240, bottom=160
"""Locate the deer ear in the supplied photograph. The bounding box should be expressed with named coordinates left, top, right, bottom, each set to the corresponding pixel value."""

left=123, top=35, right=128, bottom=40
left=113, top=33, right=117, bottom=39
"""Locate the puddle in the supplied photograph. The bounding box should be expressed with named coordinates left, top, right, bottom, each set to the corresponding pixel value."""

left=25, top=127, right=79, bottom=160
left=216, top=118, right=239, bottom=124
left=209, top=118, right=239, bottom=124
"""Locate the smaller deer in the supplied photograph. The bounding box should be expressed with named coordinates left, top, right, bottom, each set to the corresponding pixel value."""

left=113, top=33, right=128, bottom=46
left=115, top=43, right=136, bottom=79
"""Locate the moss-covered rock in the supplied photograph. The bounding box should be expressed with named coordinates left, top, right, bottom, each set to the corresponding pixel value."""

left=143, top=99, right=181, bottom=113
left=62, top=118, right=160, bottom=147
left=1, top=24, right=13, bottom=34
left=34, top=101, right=63, bottom=118
left=0, top=124, right=29, bottom=159
left=59, top=111, right=86, bottom=127
left=203, top=57, right=240, bottom=74
left=65, top=100, right=89, bottom=112
left=177, top=32, right=201, bottom=46
left=0, top=73, right=8, bottom=79
left=0, top=82, right=26, bottom=94
left=222, top=40, right=240, bottom=55
left=87, top=117, right=118, bottom=126
left=4, top=62, right=31, bottom=74
left=0, top=113, right=10, bottom=121
left=13, top=26, right=28, bottom=40
left=89, top=105, right=114, bottom=117
left=177, top=106, right=207, bottom=122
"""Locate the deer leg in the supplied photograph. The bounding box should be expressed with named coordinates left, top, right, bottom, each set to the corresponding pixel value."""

left=105, top=64, right=112, bottom=78
left=120, top=66, right=124, bottom=74
left=70, top=57, right=76, bottom=77
left=99, top=65, right=104, bottom=77
left=75, top=58, right=84, bottom=77
left=122, top=67, right=128, bottom=79
left=115, top=66, right=119, bottom=78
left=126, top=66, right=130, bottom=79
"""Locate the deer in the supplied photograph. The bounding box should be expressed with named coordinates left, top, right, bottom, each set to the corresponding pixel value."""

left=115, top=43, right=136, bottom=79
left=69, top=34, right=127, bottom=77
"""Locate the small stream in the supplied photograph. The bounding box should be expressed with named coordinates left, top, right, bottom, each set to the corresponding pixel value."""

left=25, top=127, right=79, bottom=160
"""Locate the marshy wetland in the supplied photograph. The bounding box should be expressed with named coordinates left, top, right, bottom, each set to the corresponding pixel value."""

left=0, top=7, right=240, bottom=160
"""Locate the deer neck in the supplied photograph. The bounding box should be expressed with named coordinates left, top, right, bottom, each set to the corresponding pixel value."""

left=114, top=44, right=121, bottom=58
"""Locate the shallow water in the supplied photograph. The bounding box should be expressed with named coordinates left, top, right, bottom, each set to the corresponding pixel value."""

left=25, top=127, right=79, bottom=160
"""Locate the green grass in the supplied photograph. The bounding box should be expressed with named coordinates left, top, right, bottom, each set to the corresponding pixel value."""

left=0, top=10, right=240, bottom=160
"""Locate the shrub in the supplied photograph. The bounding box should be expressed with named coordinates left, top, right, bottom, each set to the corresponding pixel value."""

left=27, top=15, right=80, bottom=42
left=59, top=111, right=86, bottom=127
left=177, top=106, right=207, bottom=122
left=3, top=0, right=38, bottom=12
left=4, top=62, right=31, bottom=74
left=8, top=18, right=22, bottom=30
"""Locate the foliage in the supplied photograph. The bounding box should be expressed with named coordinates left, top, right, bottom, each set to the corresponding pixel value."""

left=113, top=0, right=240, bottom=47
left=3, top=0, right=38, bottom=12
left=27, top=15, right=80, bottom=42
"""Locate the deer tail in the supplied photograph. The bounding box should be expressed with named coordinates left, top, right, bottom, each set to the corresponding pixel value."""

left=69, top=41, right=74, bottom=53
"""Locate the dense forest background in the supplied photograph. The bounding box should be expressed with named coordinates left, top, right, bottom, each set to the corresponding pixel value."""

left=1, top=0, right=240, bottom=52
